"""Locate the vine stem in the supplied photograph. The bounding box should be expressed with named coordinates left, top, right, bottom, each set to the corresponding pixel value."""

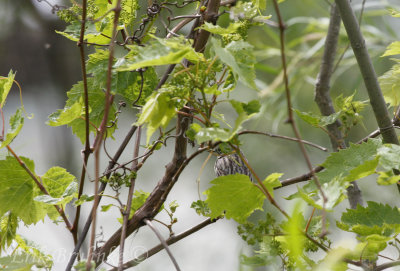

left=73, top=0, right=91, bottom=246
left=118, top=126, right=141, bottom=271
left=230, top=144, right=289, bottom=219
left=144, top=219, right=182, bottom=271
left=237, top=130, right=328, bottom=151
left=271, top=0, right=328, bottom=234
left=334, top=0, right=400, bottom=194
left=6, top=145, right=72, bottom=230
left=87, top=0, right=123, bottom=269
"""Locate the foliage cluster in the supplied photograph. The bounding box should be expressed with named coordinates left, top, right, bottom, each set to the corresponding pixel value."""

left=1, top=0, right=400, bottom=270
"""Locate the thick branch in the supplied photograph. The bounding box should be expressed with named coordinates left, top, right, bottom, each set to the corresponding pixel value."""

left=108, top=218, right=217, bottom=271
left=314, top=4, right=363, bottom=209
left=334, top=0, right=399, bottom=146
left=93, top=113, right=190, bottom=265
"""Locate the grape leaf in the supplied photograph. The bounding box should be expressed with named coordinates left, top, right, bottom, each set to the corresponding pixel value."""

left=337, top=201, right=400, bottom=237
left=0, top=70, right=16, bottom=108
left=318, top=139, right=381, bottom=185
left=294, top=109, right=340, bottom=127
left=197, top=22, right=241, bottom=35
left=0, top=108, right=24, bottom=149
left=34, top=167, right=77, bottom=220
left=0, top=157, right=46, bottom=225
left=211, top=38, right=257, bottom=90
left=47, top=78, right=117, bottom=144
left=262, top=173, right=282, bottom=198
left=0, top=213, right=18, bottom=252
left=136, top=90, right=177, bottom=143
left=204, top=174, right=264, bottom=223
left=117, top=35, right=203, bottom=71
left=195, top=100, right=260, bottom=143
left=278, top=202, right=307, bottom=269
left=377, top=144, right=400, bottom=171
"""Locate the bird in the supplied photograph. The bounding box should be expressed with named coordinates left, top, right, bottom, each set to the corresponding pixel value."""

left=214, top=149, right=253, bottom=181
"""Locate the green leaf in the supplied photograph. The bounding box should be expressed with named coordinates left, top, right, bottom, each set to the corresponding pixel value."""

left=195, top=127, right=232, bottom=143
left=120, top=0, right=139, bottom=27
left=377, top=170, right=400, bottom=185
left=48, top=78, right=117, bottom=144
left=204, top=174, right=264, bottom=223
left=318, top=139, right=381, bottom=185
left=47, top=101, right=84, bottom=126
left=190, top=200, right=211, bottom=216
left=117, top=36, right=203, bottom=71
left=0, top=213, right=18, bottom=252
left=262, top=173, right=282, bottom=198
left=195, top=100, right=260, bottom=144
left=0, top=108, right=24, bottom=149
left=56, top=21, right=111, bottom=45
left=211, top=38, right=257, bottom=90
left=337, top=201, right=400, bottom=237
left=0, top=157, right=46, bottom=224
left=86, top=49, right=156, bottom=105
left=278, top=202, right=307, bottom=269
left=136, top=91, right=177, bottom=143
left=382, top=41, right=400, bottom=57
left=290, top=139, right=381, bottom=201
left=101, top=204, right=113, bottom=212
left=298, top=177, right=347, bottom=210
left=377, top=144, right=400, bottom=171
left=378, top=60, right=400, bottom=107
left=0, top=254, right=36, bottom=270
left=294, top=109, right=340, bottom=127
left=15, top=235, right=53, bottom=269
left=197, top=22, right=241, bottom=35
left=0, top=70, right=16, bottom=108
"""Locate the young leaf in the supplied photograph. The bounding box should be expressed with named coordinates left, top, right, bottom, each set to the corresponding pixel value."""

left=262, top=173, right=283, bottom=198
left=0, top=70, right=16, bottom=108
left=197, top=22, right=241, bottom=35
left=378, top=60, right=400, bottom=107
left=294, top=109, right=340, bottom=127
left=0, top=107, right=24, bottom=149
left=0, top=212, right=18, bottom=252
left=204, top=174, right=265, bottom=223
left=136, top=91, right=177, bottom=143
left=211, top=38, right=257, bottom=90
left=0, top=157, right=46, bottom=225
left=117, top=36, right=203, bottom=71
left=195, top=100, right=260, bottom=143
left=278, top=202, right=307, bottom=269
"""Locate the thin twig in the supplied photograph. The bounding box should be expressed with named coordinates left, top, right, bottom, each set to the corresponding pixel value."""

left=271, top=0, right=327, bottom=233
left=73, top=0, right=92, bottom=246
left=108, top=218, right=217, bottom=271
left=118, top=127, right=141, bottom=271
left=65, top=126, right=138, bottom=270
left=87, top=2, right=123, bottom=268
left=144, top=219, right=181, bottom=271
left=238, top=130, right=328, bottom=151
